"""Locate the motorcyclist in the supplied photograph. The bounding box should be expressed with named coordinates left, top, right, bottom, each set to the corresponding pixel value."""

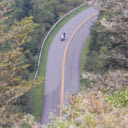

left=60, top=31, right=66, bottom=41
left=63, top=31, right=66, bottom=38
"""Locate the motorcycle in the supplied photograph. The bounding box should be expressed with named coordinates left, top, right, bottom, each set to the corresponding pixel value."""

left=60, top=34, right=65, bottom=41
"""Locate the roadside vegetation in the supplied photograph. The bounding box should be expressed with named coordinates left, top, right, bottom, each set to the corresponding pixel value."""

left=44, top=0, right=128, bottom=127
left=44, top=90, right=128, bottom=128
left=0, top=1, right=42, bottom=127
left=80, top=35, right=91, bottom=86
left=1, top=0, right=128, bottom=127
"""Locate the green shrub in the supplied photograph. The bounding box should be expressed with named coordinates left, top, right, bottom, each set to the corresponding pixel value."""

left=108, top=87, right=128, bottom=108
left=44, top=90, right=128, bottom=128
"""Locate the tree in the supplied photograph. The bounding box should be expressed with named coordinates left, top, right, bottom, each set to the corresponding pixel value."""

left=14, top=0, right=34, bottom=20
left=84, top=0, right=128, bottom=72
left=96, top=0, right=128, bottom=66
left=0, top=1, right=41, bottom=127
left=44, top=89, right=128, bottom=127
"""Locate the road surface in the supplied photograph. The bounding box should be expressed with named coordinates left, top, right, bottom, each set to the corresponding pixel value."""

left=41, top=6, right=98, bottom=125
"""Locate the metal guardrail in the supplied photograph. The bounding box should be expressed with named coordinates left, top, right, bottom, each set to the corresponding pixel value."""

left=33, top=3, right=87, bottom=82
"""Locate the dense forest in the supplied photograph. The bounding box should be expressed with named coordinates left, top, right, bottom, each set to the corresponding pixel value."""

left=0, top=1, right=42, bottom=127
left=0, top=0, right=128, bottom=127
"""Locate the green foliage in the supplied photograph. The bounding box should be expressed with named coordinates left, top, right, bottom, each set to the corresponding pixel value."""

left=80, top=35, right=91, bottom=74
left=14, top=0, right=34, bottom=19
left=84, top=0, right=128, bottom=74
left=108, top=87, right=128, bottom=108
left=0, top=1, right=42, bottom=127
left=21, top=123, right=32, bottom=128
left=85, top=23, right=113, bottom=73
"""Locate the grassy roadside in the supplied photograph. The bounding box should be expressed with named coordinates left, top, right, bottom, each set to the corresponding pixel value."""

left=26, top=5, right=89, bottom=121
left=80, top=35, right=91, bottom=86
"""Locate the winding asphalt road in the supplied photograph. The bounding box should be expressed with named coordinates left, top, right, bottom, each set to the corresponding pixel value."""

left=41, top=7, right=98, bottom=125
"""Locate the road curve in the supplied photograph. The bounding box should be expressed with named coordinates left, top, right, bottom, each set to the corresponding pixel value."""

left=41, top=7, right=98, bottom=125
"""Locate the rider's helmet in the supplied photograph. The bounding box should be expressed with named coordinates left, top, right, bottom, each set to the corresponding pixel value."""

left=63, top=31, right=66, bottom=37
